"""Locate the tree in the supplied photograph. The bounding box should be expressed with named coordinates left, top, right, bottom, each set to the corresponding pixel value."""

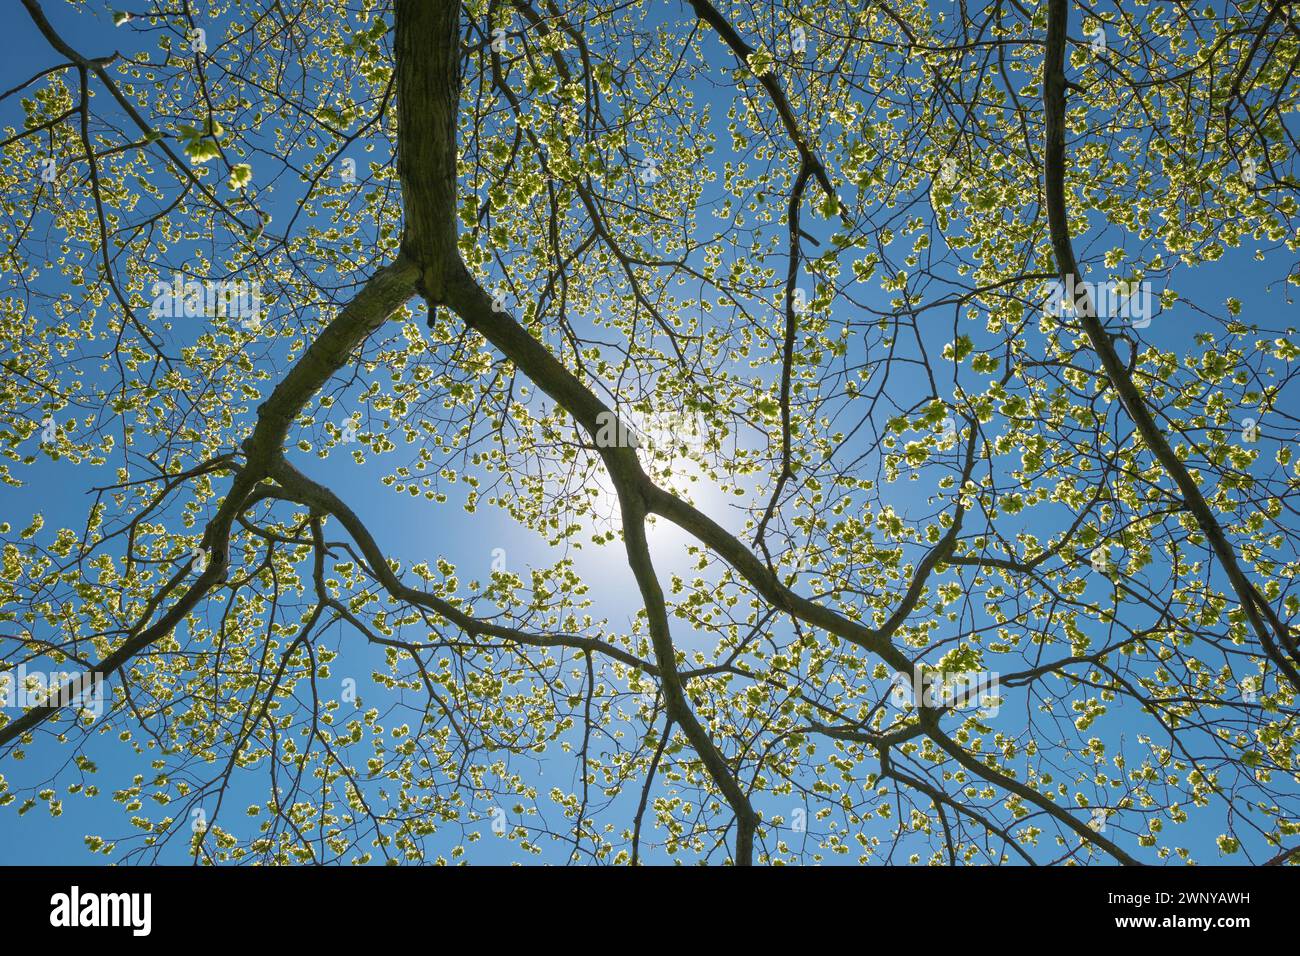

left=1, top=0, right=1297, bottom=866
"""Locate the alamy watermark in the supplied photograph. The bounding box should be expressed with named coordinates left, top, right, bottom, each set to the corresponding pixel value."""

left=50, top=886, right=150, bottom=936
left=594, top=408, right=710, bottom=452
left=889, top=667, right=1000, bottom=718
left=1043, top=273, right=1154, bottom=329
left=0, top=664, right=105, bottom=720
left=150, top=274, right=264, bottom=330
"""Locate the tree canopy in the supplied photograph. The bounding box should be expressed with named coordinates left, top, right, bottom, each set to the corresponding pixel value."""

left=1, top=0, right=1298, bottom=865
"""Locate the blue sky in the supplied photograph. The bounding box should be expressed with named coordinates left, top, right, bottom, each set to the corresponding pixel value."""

left=2, top=0, right=1297, bottom=865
